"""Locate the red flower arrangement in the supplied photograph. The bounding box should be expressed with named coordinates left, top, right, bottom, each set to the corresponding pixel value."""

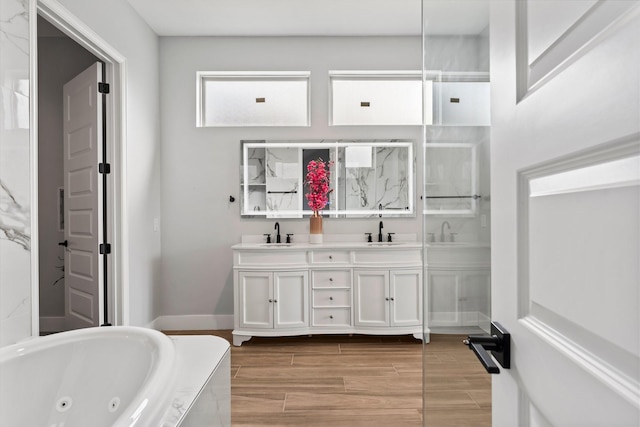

left=305, top=158, right=333, bottom=213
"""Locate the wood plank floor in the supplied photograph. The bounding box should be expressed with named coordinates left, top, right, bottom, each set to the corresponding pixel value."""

left=165, top=331, right=491, bottom=426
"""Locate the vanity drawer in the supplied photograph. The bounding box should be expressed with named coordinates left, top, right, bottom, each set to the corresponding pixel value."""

left=312, top=308, right=351, bottom=327
left=235, top=250, right=307, bottom=266
left=353, top=249, right=421, bottom=265
left=312, top=289, right=351, bottom=307
left=309, top=250, right=351, bottom=265
left=311, top=269, right=352, bottom=288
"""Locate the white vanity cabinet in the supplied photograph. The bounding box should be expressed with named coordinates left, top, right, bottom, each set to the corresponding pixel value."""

left=426, top=245, right=491, bottom=333
left=353, top=269, right=422, bottom=328
left=232, top=243, right=424, bottom=346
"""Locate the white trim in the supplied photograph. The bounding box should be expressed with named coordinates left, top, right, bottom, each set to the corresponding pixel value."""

left=516, top=0, right=640, bottom=102
left=529, top=155, right=639, bottom=197
left=328, top=70, right=422, bottom=79
left=36, top=0, right=129, bottom=328
left=148, top=315, right=235, bottom=332
left=30, top=0, right=40, bottom=339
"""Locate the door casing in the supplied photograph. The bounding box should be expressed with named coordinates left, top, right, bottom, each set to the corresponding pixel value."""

left=31, top=0, right=129, bottom=334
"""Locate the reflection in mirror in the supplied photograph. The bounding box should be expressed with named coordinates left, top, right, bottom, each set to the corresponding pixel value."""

left=241, top=140, right=414, bottom=218
left=425, top=143, right=478, bottom=215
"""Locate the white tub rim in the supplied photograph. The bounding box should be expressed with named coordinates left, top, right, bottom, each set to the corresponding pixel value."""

left=0, top=326, right=177, bottom=427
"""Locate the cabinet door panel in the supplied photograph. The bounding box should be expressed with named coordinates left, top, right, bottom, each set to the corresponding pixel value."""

left=428, top=271, right=462, bottom=327
left=390, top=269, right=422, bottom=327
left=274, top=271, right=308, bottom=328
left=354, top=270, right=389, bottom=327
left=238, top=272, right=272, bottom=329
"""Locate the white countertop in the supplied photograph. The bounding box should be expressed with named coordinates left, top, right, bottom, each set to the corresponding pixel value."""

left=232, top=234, right=489, bottom=250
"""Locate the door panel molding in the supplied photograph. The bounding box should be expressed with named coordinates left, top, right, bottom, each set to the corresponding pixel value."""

left=516, top=0, right=640, bottom=101
left=521, top=306, right=640, bottom=408
left=517, top=133, right=640, bottom=407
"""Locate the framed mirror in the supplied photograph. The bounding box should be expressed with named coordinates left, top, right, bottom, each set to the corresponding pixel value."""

left=241, top=140, right=415, bottom=218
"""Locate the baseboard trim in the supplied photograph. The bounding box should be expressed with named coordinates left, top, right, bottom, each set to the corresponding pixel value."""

left=39, top=316, right=66, bottom=333
left=148, top=315, right=234, bottom=332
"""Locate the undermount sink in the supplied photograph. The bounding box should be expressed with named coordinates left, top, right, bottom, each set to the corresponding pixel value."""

left=366, top=242, right=407, bottom=246
left=259, top=243, right=293, bottom=247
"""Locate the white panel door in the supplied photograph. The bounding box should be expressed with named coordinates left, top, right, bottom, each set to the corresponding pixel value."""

left=491, top=1, right=639, bottom=426
left=63, top=62, right=103, bottom=330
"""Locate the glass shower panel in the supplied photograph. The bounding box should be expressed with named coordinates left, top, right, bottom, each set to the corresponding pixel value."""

left=422, top=1, right=492, bottom=426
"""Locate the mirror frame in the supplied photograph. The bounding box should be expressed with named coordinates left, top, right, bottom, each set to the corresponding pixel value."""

left=241, top=140, right=415, bottom=218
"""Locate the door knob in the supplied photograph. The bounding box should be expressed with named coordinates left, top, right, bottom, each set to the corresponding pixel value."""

left=463, top=321, right=510, bottom=374
left=58, top=240, right=68, bottom=247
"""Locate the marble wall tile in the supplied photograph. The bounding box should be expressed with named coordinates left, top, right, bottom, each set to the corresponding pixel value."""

left=345, top=146, right=409, bottom=212
left=0, top=0, right=32, bottom=346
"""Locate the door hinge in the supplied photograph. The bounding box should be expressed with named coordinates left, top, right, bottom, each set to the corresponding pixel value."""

left=99, top=243, right=111, bottom=255
left=98, top=82, right=110, bottom=94
left=99, top=163, right=111, bottom=174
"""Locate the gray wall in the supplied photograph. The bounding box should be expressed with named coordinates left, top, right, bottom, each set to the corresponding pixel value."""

left=159, top=36, right=425, bottom=318
left=37, top=27, right=99, bottom=321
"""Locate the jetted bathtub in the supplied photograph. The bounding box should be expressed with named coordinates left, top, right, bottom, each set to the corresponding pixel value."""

left=0, top=326, right=231, bottom=427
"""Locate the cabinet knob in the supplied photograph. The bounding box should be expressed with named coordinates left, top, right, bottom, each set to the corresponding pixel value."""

left=329, top=315, right=334, bottom=319
left=329, top=277, right=333, bottom=282
left=390, top=297, right=395, bottom=301
left=385, top=297, right=390, bottom=301
left=329, top=296, right=334, bottom=301
left=268, top=299, right=273, bottom=303
left=329, top=255, right=333, bottom=260
left=273, top=299, right=278, bottom=303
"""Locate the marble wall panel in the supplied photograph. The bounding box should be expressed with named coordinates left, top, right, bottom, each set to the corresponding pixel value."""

left=0, top=0, right=32, bottom=345
left=345, top=146, right=408, bottom=212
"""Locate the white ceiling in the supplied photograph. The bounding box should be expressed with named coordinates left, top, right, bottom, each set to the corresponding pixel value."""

left=126, top=0, right=489, bottom=37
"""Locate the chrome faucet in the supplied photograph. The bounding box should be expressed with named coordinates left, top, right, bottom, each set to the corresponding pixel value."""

left=274, top=222, right=281, bottom=243
left=440, top=221, right=451, bottom=242
left=378, top=221, right=384, bottom=242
